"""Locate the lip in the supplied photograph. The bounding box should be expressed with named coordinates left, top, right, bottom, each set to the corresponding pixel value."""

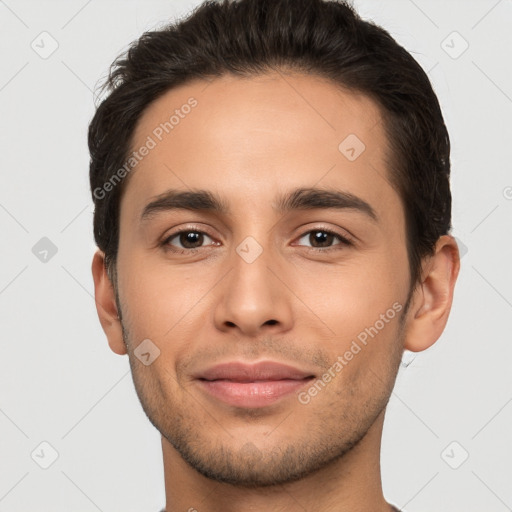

left=194, top=361, right=316, bottom=408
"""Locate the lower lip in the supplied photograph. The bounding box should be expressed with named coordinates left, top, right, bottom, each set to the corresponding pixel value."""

left=197, top=378, right=314, bottom=408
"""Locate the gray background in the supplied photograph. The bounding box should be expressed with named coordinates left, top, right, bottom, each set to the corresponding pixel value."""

left=1, top=0, right=511, bottom=510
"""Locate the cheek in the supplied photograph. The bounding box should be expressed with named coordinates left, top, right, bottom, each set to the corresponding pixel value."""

left=305, top=255, right=404, bottom=320
left=292, top=252, right=407, bottom=361
left=117, top=251, right=218, bottom=347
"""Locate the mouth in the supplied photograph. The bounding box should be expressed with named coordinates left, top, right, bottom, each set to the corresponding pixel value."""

left=194, top=361, right=316, bottom=408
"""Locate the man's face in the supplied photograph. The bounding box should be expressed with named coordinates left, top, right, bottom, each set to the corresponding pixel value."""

left=114, top=72, right=413, bottom=486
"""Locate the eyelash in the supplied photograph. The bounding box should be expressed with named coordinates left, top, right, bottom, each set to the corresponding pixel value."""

left=160, top=225, right=354, bottom=255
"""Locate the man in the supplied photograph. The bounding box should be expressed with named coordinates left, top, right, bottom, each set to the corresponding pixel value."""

left=89, top=0, right=460, bottom=510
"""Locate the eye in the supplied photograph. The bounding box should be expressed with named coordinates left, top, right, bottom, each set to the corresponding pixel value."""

left=160, top=226, right=354, bottom=256
left=162, top=228, right=218, bottom=254
left=295, top=228, right=354, bottom=252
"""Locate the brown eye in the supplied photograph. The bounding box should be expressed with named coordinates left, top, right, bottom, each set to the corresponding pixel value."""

left=162, top=229, right=217, bottom=254
left=296, top=228, right=353, bottom=252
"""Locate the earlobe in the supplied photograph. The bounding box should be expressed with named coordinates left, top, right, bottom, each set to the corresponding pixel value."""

left=403, top=235, right=461, bottom=352
left=91, top=250, right=127, bottom=355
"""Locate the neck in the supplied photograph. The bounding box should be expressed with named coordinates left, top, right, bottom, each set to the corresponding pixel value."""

left=161, top=409, right=393, bottom=512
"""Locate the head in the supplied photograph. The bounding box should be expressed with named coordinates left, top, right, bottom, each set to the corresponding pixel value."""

left=90, top=0, right=459, bottom=487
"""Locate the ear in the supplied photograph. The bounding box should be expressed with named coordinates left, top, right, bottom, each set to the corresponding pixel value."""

left=403, top=235, right=461, bottom=352
left=91, top=249, right=127, bottom=355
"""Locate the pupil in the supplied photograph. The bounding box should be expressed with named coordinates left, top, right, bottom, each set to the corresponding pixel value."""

left=313, top=231, right=331, bottom=247
left=182, top=232, right=202, bottom=248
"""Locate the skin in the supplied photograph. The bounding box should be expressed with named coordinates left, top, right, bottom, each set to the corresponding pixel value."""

left=92, top=71, right=460, bottom=512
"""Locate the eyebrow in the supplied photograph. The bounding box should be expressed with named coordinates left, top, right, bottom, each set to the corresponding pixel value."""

left=140, top=187, right=378, bottom=223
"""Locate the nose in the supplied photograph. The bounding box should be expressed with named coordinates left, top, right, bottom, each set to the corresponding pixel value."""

left=213, top=241, right=293, bottom=338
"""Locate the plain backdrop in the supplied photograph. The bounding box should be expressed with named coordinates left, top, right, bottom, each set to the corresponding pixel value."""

left=0, top=0, right=511, bottom=511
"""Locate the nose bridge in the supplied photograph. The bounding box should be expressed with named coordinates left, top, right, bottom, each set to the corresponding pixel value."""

left=229, top=211, right=276, bottom=280
left=213, top=230, right=292, bottom=335
left=231, top=233, right=277, bottom=306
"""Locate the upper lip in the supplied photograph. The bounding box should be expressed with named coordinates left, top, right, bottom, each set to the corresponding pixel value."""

left=194, top=361, right=316, bottom=382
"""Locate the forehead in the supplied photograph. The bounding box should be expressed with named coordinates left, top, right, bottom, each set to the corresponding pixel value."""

left=122, top=71, right=399, bottom=223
